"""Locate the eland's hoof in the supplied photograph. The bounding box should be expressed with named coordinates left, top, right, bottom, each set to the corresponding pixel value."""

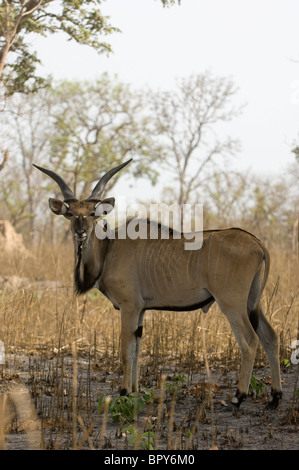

left=223, top=402, right=239, bottom=413
left=265, top=390, right=282, bottom=410
left=224, top=390, right=246, bottom=412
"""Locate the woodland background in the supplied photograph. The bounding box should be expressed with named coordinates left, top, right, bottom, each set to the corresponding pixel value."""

left=0, top=0, right=298, bottom=252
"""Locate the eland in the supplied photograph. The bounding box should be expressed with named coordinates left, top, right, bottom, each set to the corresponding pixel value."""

left=33, top=160, right=282, bottom=410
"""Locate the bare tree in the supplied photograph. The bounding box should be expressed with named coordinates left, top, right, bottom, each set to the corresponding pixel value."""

left=201, top=169, right=250, bottom=227
left=0, top=75, right=162, bottom=241
left=0, top=88, right=51, bottom=235
left=48, top=76, right=161, bottom=198
left=151, top=72, right=242, bottom=207
left=201, top=169, right=297, bottom=250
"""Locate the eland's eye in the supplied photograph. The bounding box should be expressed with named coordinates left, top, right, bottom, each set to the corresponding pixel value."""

left=90, top=212, right=96, bottom=217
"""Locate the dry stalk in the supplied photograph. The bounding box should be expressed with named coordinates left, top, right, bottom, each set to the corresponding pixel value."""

left=154, top=374, right=166, bottom=450
left=167, top=395, right=177, bottom=450
left=77, top=415, right=95, bottom=450
left=10, top=382, right=41, bottom=450
left=99, top=395, right=111, bottom=449
left=0, top=394, right=9, bottom=450
left=72, top=342, right=78, bottom=450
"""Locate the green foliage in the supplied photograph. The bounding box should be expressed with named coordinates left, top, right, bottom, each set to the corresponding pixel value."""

left=161, top=0, right=181, bottom=6
left=98, top=388, right=156, bottom=449
left=292, top=145, right=299, bottom=162
left=0, top=0, right=120, bottom=95
left=0, top=74, right=162, bottom=237
left=0, top=0, right=182, bottom=95
left=123, top=423, right=155, bottom=450
left=47, top=75, right=160, bottom=194
left=0, top=176, right=32, bottom=226
left=282, top=358, right=292, bottom=369
left=165, top=372, right=187, bottom=396
left=248, top=375, right=265, bottom=398
left=3, top=45, right=49, bottom=96
left=98, top=387, right=155, bottom=424
left=97, top=375, right=189, bottom=450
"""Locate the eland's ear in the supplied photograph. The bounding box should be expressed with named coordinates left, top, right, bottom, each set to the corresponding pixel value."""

left=94, top=197, right=115, bottom=218
left=49, top=198, right=70, bottom=216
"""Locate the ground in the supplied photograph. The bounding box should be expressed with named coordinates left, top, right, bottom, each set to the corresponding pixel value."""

left=0, top=351, right=298, bottom=451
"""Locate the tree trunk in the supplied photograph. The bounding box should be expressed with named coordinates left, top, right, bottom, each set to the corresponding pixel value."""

left=292, top=218, right=299, bottom=257
left=0, top=42, right=10, bottom=76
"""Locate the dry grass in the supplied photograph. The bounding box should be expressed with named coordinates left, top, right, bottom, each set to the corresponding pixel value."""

left=0, top=242, right=298, bottom=450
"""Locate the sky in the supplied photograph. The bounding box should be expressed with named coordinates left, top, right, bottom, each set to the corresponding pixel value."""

left=33, top=0, right=299, bottom=201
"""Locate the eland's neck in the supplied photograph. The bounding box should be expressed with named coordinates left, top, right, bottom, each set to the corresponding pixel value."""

left=74, top=229, right=109, bottom=294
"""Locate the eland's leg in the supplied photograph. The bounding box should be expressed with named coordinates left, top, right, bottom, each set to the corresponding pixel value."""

left=224, top=308, right=259, bottom=408
left=255, top=307, right=282, bottom=408
left=132, top=310, right=145, bottom=392
left=120, top=308, right=143, bottom=396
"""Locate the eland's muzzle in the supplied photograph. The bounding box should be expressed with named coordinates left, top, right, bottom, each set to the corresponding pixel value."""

left=75, top=229, right=87, bottom=241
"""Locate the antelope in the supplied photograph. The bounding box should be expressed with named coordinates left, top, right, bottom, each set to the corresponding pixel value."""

left=33, top=160, right=282, bottom=410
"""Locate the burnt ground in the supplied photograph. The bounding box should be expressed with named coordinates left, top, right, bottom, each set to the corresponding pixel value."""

left=0, top=351, right=298, bottom=451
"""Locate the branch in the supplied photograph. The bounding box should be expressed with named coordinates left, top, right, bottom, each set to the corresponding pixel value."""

left=0, top=149, right=9, bottom=171
left=23, top=0, right=45, bottom=16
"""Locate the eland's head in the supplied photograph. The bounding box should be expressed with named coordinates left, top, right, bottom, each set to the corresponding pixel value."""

left=33, top=159, right=132, bottom=245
